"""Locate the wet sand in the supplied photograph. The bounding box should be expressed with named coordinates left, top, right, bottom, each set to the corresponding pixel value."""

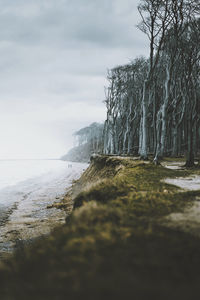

left=0, top=163, right=88, bottom=258
left=0, top=193, right=67, bottom=258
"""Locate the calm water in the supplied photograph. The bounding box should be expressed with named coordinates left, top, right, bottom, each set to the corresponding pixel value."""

left=0, top=160, right=70, bottom=191
left=0, top=160, right=87, bottom=225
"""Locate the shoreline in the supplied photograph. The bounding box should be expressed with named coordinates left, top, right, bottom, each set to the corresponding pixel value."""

left=1, top=157, right=200, bottom=259
left=1, top=156, right=200, bottom=299
left=0, top=162, right=88, bottom=259
left=0, top=192, right=68, bottom=259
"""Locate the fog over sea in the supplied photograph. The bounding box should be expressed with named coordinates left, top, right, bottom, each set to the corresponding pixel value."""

left=0, top=160, right=87, bottom=226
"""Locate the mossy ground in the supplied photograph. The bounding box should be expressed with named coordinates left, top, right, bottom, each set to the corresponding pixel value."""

left=1, top=156, right=200, bottom=300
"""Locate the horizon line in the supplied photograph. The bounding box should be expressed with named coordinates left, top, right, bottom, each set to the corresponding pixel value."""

left=0, top=158, right=61, bottom=161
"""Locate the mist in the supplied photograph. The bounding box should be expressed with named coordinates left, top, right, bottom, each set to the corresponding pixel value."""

left=0, top=0, right=148, bottom=159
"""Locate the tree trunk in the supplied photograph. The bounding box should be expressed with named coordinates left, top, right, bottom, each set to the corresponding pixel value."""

left=160, top=66, right=170, bottom=156
left=185, top=118, right=195, bottom=167
left=172, top=126, right=178, bottom=157
left=139, top=80, right=148, bottom=160
left=128, top=131, right=134, bottom=155
left=153, top=110, right=162, bottom=164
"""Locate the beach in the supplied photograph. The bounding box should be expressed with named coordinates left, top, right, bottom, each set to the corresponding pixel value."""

left=0, top=160, right=88, bottom=257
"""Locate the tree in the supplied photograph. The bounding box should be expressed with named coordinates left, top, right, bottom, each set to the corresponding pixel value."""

left=102, top=1, right=200, bottom=167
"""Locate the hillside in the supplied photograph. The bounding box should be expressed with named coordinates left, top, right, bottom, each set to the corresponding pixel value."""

left=1, top=156, right=200, bottom=299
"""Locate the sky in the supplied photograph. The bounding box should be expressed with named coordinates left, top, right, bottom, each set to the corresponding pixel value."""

left=0, top=0, right=148, bottom=159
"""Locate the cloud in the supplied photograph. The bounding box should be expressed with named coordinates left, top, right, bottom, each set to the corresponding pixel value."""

left=0, top=0, right=148, bottom=158
left=0, top=0, right=145, bottom=48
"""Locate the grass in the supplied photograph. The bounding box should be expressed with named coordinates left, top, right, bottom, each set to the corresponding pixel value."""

left=1, top=156, right=200, bottom=300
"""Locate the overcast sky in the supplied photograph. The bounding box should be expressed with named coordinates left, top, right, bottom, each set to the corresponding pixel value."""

left=0, top=0, right=148, bottom=159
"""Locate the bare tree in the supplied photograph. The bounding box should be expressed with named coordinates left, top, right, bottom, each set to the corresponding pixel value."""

left=102, top=1, right=200, bottom=167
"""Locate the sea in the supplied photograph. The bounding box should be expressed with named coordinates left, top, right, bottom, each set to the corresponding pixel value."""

left=0, top=159, right=88, bottom=227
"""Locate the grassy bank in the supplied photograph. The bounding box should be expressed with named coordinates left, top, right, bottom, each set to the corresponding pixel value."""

left=1, top=156, right=200, bottom=300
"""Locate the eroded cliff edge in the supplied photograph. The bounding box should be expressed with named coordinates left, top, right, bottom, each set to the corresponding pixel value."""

left=1, top=156, right=200, bottom=300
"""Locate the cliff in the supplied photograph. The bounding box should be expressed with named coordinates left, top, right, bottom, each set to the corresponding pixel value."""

left=1, top=156, right=200, bottom=300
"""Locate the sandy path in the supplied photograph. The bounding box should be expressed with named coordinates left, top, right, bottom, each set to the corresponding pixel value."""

left=165, top=175, right=200, bottom=191
left=162, top=162, right=200, bottom=236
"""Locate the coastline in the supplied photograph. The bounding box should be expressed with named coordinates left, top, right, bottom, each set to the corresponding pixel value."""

left=1, top=156, right=200, bottom=299
left=0, top=162, right=88, bottom=258
left=0, top=193, right=67, bottom=259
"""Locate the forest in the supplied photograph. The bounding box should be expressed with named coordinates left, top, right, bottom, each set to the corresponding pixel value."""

left=61, top=123, right=104, bottom=162
left=103, top=0, right=200, bottom=167
left=64, top=1, right=200, bottom=167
